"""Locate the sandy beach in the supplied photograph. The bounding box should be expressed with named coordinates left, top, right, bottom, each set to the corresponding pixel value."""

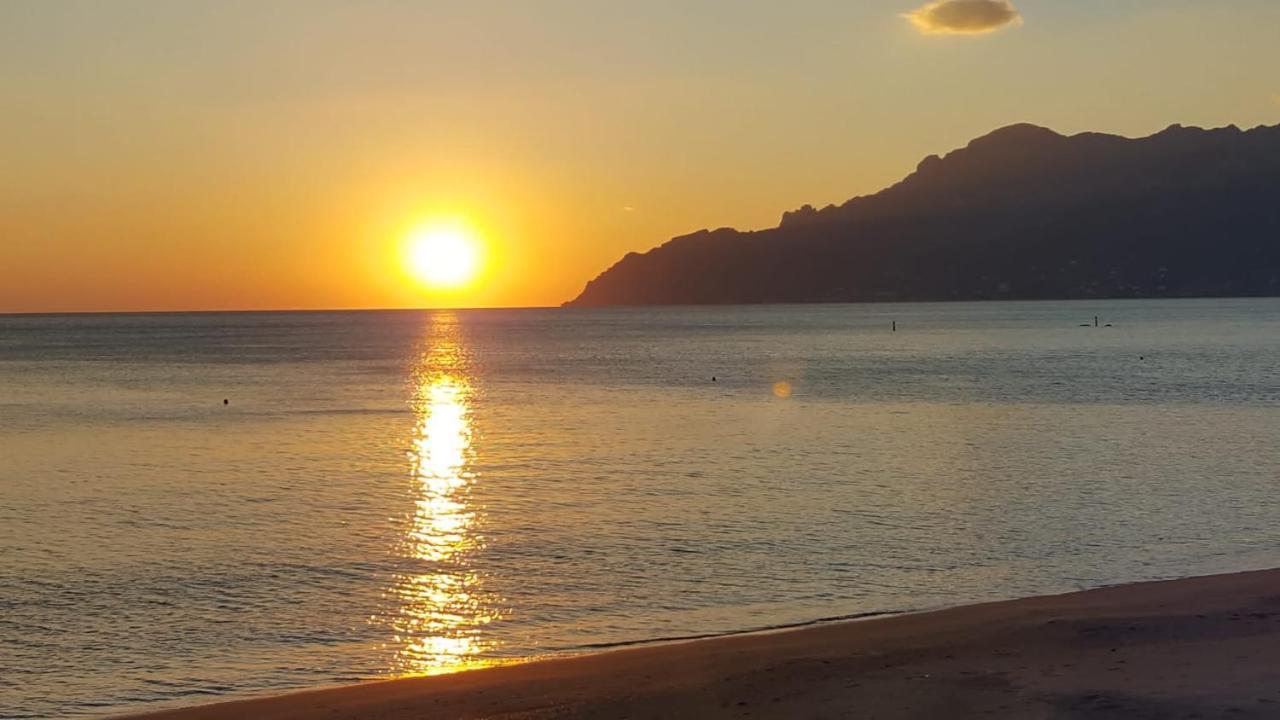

left=119, top=568, right=1280, bottom=719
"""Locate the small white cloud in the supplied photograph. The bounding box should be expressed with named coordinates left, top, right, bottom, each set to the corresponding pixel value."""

left=903, top=0, right=1022, bottom=36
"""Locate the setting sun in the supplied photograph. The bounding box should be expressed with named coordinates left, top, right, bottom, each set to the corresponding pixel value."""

left=405, top=223, right=481, bottom=290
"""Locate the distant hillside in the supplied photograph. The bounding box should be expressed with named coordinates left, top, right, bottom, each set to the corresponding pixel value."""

left=564, top=123, right=1280, bottom=306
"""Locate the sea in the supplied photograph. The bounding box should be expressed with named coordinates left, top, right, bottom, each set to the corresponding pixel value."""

left=3, top=299, right=1280, bottom=719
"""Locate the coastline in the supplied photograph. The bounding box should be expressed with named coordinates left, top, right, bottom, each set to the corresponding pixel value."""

left=118, top=568, right=1280, bottom=719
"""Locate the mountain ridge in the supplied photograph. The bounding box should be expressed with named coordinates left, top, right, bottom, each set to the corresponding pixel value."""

left=565, top=122, right=1280, bottom=306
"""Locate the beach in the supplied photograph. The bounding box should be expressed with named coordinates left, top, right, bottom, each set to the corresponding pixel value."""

left=119, top=568, right=1280, bottom=719
left=12, top=1, right=1280, bottom=716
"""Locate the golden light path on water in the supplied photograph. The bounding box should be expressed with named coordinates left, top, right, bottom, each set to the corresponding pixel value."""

left=385, top=317, right=503, bottom=676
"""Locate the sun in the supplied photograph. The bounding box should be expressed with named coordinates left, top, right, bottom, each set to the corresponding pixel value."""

left=404, top=223, right=480, bottom=289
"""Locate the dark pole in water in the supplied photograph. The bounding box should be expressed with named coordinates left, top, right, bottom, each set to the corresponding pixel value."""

left=1094, top=316, right=1098, bottom=327
left=892, top=321, right=896, bottom=332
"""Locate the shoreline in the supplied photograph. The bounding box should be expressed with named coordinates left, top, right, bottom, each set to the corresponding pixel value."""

left=117, top=567, right=1280, bottom=719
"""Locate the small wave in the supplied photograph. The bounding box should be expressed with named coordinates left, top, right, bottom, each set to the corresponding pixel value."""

left=566, top=608, right=910, bottom=651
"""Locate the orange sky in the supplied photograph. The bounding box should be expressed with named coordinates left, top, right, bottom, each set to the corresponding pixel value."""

left=3, top=1, right=1279, bottom=312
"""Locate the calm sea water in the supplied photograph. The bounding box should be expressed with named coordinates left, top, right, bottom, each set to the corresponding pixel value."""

left=3, top=300, right=1280, bottom=718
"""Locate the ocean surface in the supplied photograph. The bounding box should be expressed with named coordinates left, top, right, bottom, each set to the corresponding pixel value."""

left=3, top=299, right=1280, bottom=719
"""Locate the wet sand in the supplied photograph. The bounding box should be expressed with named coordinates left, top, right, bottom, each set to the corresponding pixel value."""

left=120, top=568, right=1280, bottom=719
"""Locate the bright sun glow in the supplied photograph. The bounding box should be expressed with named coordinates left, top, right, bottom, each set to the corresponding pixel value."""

left=405, top=224, right=480, bottom=289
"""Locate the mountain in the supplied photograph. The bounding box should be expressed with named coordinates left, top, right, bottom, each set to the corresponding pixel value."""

left=564, top=123, right=1280, bottom=307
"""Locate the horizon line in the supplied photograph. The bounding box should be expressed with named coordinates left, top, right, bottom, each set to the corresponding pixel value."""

left=3, top=294, right=1275, bottom=318
left=0, top=304, right=558, bottom=317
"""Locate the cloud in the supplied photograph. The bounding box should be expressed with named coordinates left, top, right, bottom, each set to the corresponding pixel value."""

left=903, top=0, right=1022, bottom=35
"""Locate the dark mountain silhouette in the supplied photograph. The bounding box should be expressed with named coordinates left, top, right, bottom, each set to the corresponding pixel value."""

left=564, top=123, right=1280, bottom=306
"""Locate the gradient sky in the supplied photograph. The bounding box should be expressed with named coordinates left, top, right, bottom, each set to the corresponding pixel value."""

left=3, top=0, right=1279, bottom=312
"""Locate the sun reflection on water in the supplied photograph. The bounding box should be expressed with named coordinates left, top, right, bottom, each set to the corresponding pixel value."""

left=384, top=320, right=503, bottom=676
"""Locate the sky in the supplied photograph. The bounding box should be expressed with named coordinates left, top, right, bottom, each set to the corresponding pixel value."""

left=3, top=0, right=1279, bottom=313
